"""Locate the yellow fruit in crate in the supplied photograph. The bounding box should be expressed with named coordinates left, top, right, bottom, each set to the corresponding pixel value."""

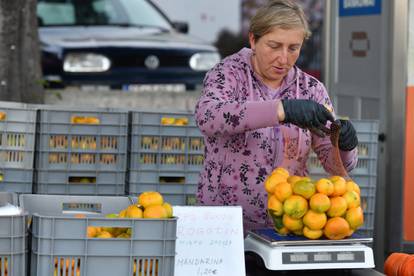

left=267, top=194, right=283, bottom=216
left=330, top=176, right=347, bottom=196
left=327, top=196, right=348, bottom=217
left=283, top=195, right=308, bottom=219
left=315, top=178, right=334, bottom=196
left=126, top=205, right=143, bottom=219
left=161, top=117, right=175, bottom=125
left=303, top=226, right=323, bottom=239
left=345, top=206, right=364, bottom=229
left=96, top=231, right=112, bottom=239
left=117, top=233, right=130, bottom=239
left=302, top=210, right=327, bottom=230
left=273, top=181, right=293, bottom=202
left=282, top=214, right=304, bottom=231
left=119, top=209, right=127, bottom=218
left=309, top=193, right=331, bottom=213
left=293, top=229, right=303, bottom=236
left=162, top=202, right=173, bottom=218
left=87, top=226, right=98, bottom=238
left=143, top=205, right=168, bottom=219
left=324, top=217, right=351, bottom=240
left=264, top=173, right=286, bottom=194
left=292, top=179, right=315, bottom=199
left=138, top=191, right=164, bottom=208
left=342, top=191, right=361, bottom=209
left=175, top=118, right=188, bottom=126
left=271, top=167, right=289, bottom=178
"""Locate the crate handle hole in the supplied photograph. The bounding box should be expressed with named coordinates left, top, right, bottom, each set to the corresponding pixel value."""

left=68, top=177, right=96, bottom=184
left=159, top=176, right=185, bottom=184
left=71, top=116, right=100, bottom=124
left=87, top=226, right=131, bottom=238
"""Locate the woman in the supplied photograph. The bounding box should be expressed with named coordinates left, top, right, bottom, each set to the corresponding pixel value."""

left=194, top=0, right=358, bottom=232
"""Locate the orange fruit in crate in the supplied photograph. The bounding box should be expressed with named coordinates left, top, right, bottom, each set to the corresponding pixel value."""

left=323, top=217, right=351, bottom=240
left=315, top=178, right=334, bottom=196
left=303, top=226, right=323, bottom=240
left=125, top=205, right=143, bottom=219
left=292, top=179, right=315, bottom=199
left=267, top=194, right=283, bottom=216
left=271, top=167, right=289, bottom=178
left=282, top=214, right=304, bottom=232
left=87, top=226, right=98, bottom=238
left=309, top=193, right=331, bottom=213
left=138, top=191, right=164, bottom=208
left=327, top=196, right=348, bottom=217
left=264, top=173, right=286, bottom=194
left=162, top=202, right=173, bottom=218
left=273, top=181, right=293, bottom=202
left=303, top=210, right=327, bottom=230
left=330, top=176, right=347, bottom=196
left=283, top=195, right=308, bottom=219
left=96, top=231, right=112, bottom=238
left=143, top=205, right=168, bottom=219
left=342, top=191, right=361, bottom=209
left=345, top=206, right=364, bottom=229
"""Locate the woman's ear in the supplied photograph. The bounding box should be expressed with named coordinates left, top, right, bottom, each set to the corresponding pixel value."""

left=248, top=32, right=255, bottom=51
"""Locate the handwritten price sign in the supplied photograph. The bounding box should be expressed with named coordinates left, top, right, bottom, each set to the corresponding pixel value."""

left=174, top=206, right=245, bottom=276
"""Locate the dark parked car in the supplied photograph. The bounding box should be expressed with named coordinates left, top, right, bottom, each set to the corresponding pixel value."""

left=37, top=0, right=220, bottom=90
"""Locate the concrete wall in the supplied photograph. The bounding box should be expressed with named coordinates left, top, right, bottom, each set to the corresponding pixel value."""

left=44, top=88, right=202, bottom=112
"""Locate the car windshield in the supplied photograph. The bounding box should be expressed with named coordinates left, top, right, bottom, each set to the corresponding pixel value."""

left=37, top=0, right=172, bottom=31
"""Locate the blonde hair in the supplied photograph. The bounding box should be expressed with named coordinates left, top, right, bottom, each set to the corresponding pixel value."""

left=249, top=0, right=311, bottom=42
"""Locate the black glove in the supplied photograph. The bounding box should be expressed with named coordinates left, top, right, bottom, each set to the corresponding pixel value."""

left=281, top=99, right=335, bottom=137
left=338, top=119, right=358, bottom=151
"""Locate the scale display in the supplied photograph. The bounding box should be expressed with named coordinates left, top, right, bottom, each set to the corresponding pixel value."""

left=282, top=251, right=365, bottom=264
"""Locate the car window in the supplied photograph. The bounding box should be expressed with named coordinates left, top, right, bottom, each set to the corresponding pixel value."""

left=37, top=0, right=172, bottom=31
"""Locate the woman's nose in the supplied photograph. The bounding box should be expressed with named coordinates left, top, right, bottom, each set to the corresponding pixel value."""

left=277, top=49, right=288, bottom=64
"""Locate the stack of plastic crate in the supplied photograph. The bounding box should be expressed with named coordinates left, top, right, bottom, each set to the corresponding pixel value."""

left=307, top=120, right=379, bottom=237
left=20, top=194, right=176, bottom=276
left=0, top=192, right=27, bottom=276
left=127, top=111, right=204, bottom=205
left=0, top=102, right=36, bottom=193
left=35, top=106, right=128, bottom=195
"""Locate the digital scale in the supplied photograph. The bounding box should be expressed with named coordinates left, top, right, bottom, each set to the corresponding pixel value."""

left=244, top=228, right=375, bottom=270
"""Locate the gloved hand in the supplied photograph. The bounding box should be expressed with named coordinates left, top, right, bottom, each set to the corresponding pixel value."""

left=281, top=99, right=335, bottom=137
left=338, top=119, right=358, bottom=151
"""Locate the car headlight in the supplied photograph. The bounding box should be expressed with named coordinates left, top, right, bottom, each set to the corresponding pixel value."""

left=189, top=52, right=220, bottom=71
left=63, top=53, right=111, bottom=72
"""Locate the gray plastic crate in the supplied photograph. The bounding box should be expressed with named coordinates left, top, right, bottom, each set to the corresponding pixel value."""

left=0, top=102, right=36, bottom=193
left=127, top=170, right=199, bottom=205
left=35, top=170, right=125, bottom=195
left=20, top=194, right=176, bottom=276
left=128, top=111, right=204, bottom=205
left=35, top=107, right=128, bottom=195
left=0, top=192, right=27, bottom=276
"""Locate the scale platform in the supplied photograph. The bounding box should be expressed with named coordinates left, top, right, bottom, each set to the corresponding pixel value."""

left=244, top=228, right=375, bottom=270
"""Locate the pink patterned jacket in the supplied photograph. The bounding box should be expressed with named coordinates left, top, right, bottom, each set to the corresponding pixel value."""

left=195, top=48, right=357, bottom=232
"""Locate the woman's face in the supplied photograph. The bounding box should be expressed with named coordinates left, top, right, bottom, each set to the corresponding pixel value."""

left=249, top=27, right=304, bottom=88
